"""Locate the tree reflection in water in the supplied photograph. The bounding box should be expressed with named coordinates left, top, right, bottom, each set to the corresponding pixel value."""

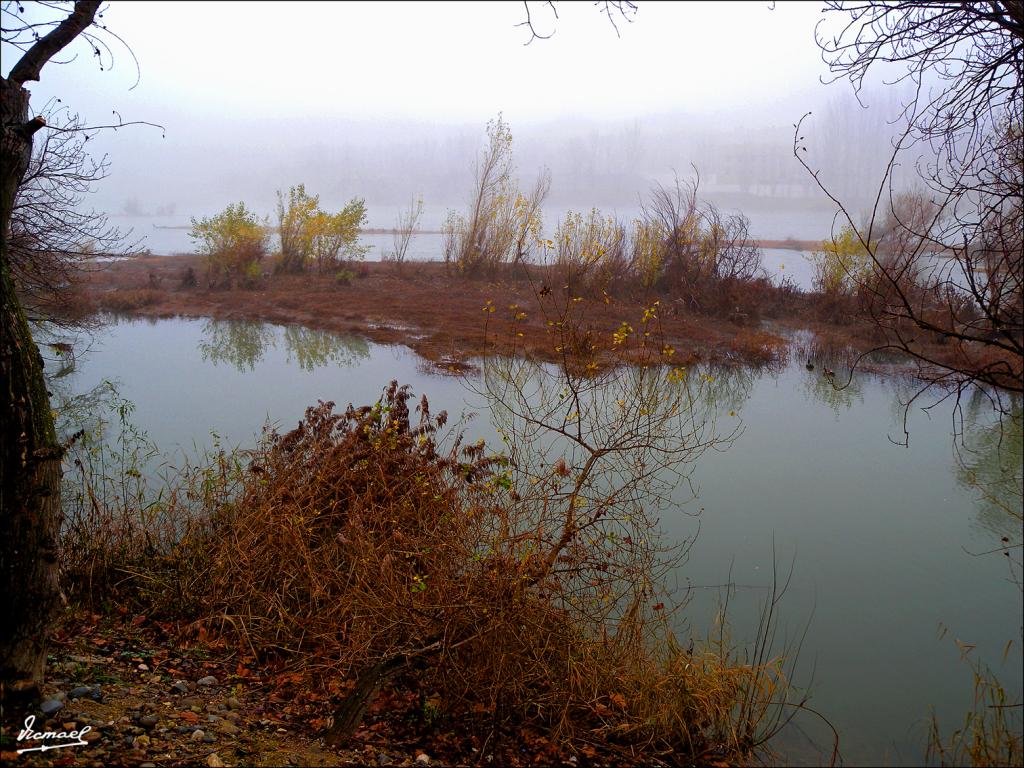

left=801, top=364, right=864, bottom=417
left=198, top=320, right=275, bottom=372
left=282, top=325, right=369, bottom=371
left=198, top=320, right=369, bottom=372
left=957, top=392, right=1023, bottom=547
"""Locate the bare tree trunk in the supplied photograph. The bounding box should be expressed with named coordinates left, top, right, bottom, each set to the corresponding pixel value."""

left=324, top=655, right=409, bottom=745
left=0, top=76, right=62, bottom=698
left=1, top=0, right=101, bottom=697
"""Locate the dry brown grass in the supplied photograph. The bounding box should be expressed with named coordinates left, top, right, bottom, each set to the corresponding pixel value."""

left=171, top=380, right=794, bottom=760
left=82, top=254, right=801, bottom=370
left=97, top=287, right=165, bottom=312
left=727, top=328, right=790, bottom=366
left=928, top=653, right=1023, bottom=767
left=57, top=384, right=244, bottom=615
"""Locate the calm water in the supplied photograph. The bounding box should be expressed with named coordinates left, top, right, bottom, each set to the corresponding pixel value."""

left=53, top=317, right=1022, bottom=766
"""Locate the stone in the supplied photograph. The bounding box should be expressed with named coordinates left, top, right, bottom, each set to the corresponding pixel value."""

left=190, top=729, right=206, bottom=742
left=224, top=711, right=240, bottom=723
left=416, top=754, right=431, bottom=766
left=203, top=733, right=216, bottom=743
left=40, top=698, right=63, bottom=715
left=207, top=754, right=226, bottom=768
left=226, top=696, right=242, bottom=710
left=88, top=685, right=103, bottom=700
left=83, top=731, right=102, bottom=743
left=137, top=663, right=150, bottom=672
left=217, top=722, right=240, bottom=736
left=139, top=715, right=159, bottom=730
left=69, top=685, right=92, bottom=699
left=134, top=735, right=151, bottom=748
left=171, top=680, right=190, bottom=695
left=196, top=675, right=218, bottom=687
left=140, top=764, right=157, bottom=768
left=377, top=755, right=393, bottom=766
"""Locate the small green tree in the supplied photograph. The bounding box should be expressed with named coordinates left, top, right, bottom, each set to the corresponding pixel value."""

left=807, top=224, right=873, bottom=296
left=189, top=202, right=268, bottom=288
left=311, top=199, right=368, bottom=274
left=444, top=115, right=549, bottom=276
left=277, top=184, right=367, bottom=273
left=276, top=184, right=319, bottom=273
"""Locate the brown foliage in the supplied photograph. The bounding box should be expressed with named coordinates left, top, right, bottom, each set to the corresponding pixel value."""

left=175, top=373, right=788, bottom=758
left=97, top=287, right=164, bottom=312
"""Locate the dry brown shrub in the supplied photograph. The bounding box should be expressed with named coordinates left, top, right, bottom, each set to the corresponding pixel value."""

left=202, top=384, right=498, bottom=663
left=178, top=293, right=805, bottom=760
left=188, top=385, right=595, bottom=747
left=58, top=295, right=809, bottom=761
left=57, top=385, right=244, bottom=615
left=727, top=329, right=789, bottom=366
left=97, top=287, right=164, bottom=312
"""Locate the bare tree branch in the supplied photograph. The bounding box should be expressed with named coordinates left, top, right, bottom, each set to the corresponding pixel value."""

left=800, top=2, right=1023, bottom=402
left=7, top=0, right=100, bottom=85
left=516, top=0, right=637, bottom=45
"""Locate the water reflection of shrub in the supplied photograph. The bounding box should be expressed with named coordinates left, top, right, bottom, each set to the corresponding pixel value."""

left=282, top=325, right=369, bottom=371
left=957, top=395, right=1023, bottom=543
left=702, top=364, right=758, bottom=416
left=197, top=319, right=369, bottom=372
left=801, top=367, right=864, bottom=416
left=198, top=319, right=275, bottom=371
left=932, top=395, right=1022, bottom=768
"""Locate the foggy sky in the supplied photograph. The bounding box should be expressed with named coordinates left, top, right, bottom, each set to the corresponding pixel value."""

left=3, top=1, right=913, bottom=233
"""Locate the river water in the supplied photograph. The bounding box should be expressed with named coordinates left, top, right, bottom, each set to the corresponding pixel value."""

left=52, top=316, right=1022, bottom=766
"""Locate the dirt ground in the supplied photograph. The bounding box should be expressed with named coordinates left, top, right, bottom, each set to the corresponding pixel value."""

left=0, top=612, right=629, bottom=768
left=80, top=255, right=799, bottom=371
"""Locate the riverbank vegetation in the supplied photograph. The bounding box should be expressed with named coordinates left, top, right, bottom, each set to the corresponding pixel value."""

left=37, top=294, right=814, bottom=766
left=71, top=111, right=1019, bottom=392
left=2, top=3, right=1019, bottom=765
left=14, top=107, right=1015, bottom=764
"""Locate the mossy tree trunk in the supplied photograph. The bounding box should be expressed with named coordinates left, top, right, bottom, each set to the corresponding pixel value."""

left=0, top=0, right=101, bottom=697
